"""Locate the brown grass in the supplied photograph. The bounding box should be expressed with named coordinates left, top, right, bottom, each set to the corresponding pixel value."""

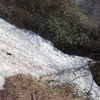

left=0, top=74, right=82, bottom=100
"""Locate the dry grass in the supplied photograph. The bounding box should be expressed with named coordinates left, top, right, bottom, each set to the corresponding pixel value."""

left=0, top=74, right=82, bottom=100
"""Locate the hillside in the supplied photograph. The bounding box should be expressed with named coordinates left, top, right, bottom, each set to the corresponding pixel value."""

left=0, top=0, right=99, bottom=56
left=0, top=18, right=100, bottom=100
left=0, top=0, right=100, bottom=100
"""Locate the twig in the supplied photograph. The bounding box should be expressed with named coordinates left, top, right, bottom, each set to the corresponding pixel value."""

left=31, top=94, right=36, bottom=100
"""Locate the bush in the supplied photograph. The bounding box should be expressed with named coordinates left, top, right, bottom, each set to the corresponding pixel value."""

left=0, top=0, right=99, bottom=55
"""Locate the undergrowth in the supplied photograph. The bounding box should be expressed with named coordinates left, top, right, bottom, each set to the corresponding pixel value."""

left=0, top=0, right=99, bottom=55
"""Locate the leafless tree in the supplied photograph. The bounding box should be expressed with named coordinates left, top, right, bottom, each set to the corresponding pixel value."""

left=77, top=0, right=100, bottom=27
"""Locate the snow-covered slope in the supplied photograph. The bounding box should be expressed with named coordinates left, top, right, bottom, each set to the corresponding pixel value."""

left=0, top=18, right=100, bottom=99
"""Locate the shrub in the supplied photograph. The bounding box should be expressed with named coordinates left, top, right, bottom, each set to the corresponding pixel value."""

left=0, top=0, right=99, bottom=55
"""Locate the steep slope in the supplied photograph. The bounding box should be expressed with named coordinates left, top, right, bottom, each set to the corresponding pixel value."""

left=0, top=18, right=100, bottom=100
left=0, top=0, right=99, bottom=56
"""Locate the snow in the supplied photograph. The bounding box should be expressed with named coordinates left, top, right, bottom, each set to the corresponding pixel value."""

left=0, top=18, right=100, bottom=99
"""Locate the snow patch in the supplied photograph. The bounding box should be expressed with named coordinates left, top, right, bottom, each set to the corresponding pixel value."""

left=0, top=18, right=100, bottom=99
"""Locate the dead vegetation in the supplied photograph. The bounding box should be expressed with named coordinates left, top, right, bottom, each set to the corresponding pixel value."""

left=0, top=74, right=82, bottom=100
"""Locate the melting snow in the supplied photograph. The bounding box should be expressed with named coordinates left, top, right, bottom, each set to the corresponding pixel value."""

left=0, top=18, right=100, bottom=99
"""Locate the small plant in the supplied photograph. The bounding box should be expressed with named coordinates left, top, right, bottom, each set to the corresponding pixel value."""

left=43, top=79, right=84, bottom=99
